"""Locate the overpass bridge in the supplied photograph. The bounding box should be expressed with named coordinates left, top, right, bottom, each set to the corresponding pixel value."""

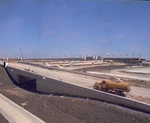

left=1, top=62, right=150, bottom=114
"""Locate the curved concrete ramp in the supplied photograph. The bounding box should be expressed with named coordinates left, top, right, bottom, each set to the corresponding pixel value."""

left=0, top=94, right=45, bottom=123
left=5, top=66, right=150, bottom=113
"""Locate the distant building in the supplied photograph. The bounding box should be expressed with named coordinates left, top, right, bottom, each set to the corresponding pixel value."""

left=103, top=58, right=145, bottom=63
left=81, top=56, right=102, bottom=60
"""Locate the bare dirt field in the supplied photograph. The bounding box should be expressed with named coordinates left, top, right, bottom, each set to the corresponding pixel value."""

left=0, top=66, right=150, bottom=123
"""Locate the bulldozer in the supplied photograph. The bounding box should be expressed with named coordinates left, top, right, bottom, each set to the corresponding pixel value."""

left=93, top=79, right=130, bottom=96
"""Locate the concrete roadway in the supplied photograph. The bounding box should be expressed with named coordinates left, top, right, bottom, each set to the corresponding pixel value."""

left=87, top=71, right=150, bottom=81
left=130, top=86, right=150, bottom=98
left=7, top=62, right=101, bottom=88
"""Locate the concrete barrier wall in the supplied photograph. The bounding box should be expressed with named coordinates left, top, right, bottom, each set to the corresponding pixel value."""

left=0, top=94, right=45, bottom=123
left=5, top=66, right=150, bottom=113
left=0, top=113, right=9, bottom=123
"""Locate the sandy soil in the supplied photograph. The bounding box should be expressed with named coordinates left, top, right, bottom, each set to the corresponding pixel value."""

left=127, top=86, right=150, bottom=104
left=0, top=66, right=150, bottom=123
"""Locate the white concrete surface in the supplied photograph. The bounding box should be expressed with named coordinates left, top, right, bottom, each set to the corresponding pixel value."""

left=123, top=68, right=150, bottom=74
left=0, top=94, right=45, bottom=123
left=87, top=71, right=150, bottom=81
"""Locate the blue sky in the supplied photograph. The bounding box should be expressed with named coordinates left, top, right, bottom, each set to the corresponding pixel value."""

left=0, top=0, right=150, bottom=59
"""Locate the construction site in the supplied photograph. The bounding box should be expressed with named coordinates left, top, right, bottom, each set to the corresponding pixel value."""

left=1, top=0, right=150, bottom=122
left=0, top=58, right=150, bottom=123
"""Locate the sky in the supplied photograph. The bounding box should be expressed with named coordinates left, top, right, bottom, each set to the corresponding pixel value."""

left=0, top=0, right=150, bottom=59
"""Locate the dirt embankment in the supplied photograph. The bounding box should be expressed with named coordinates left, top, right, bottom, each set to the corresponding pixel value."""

left=75, top=64, right=133, bottom=72
left=0, top=66, right=150, bottom=123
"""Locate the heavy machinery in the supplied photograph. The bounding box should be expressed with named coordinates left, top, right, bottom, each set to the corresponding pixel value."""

left=93, top=79, right=130, bottom=96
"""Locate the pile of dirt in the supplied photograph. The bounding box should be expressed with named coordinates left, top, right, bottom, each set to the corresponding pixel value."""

left=0, top=66, right=150, bottom=123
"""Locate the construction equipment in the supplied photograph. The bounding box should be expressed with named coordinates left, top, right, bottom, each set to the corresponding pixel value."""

left=20, top=47, right=24, bottom=61
left=93, top=79, right=130, bottom=96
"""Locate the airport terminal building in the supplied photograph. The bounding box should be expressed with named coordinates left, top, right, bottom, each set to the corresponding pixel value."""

left=103, top=58, right=145, bottom=63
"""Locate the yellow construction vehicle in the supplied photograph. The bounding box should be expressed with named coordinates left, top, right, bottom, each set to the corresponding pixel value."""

left=93, top=79, right=130, bottom=96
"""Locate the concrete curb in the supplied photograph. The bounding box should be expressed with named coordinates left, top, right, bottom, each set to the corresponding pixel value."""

left=0, top=94, right=45, bottom=123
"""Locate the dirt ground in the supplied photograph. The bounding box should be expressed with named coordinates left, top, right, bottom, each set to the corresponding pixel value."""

left=74, top=63, right=133, bottom=72
left=120, top=78, right=150, bottom=89
left=0, top=66, right=150, bottom=123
